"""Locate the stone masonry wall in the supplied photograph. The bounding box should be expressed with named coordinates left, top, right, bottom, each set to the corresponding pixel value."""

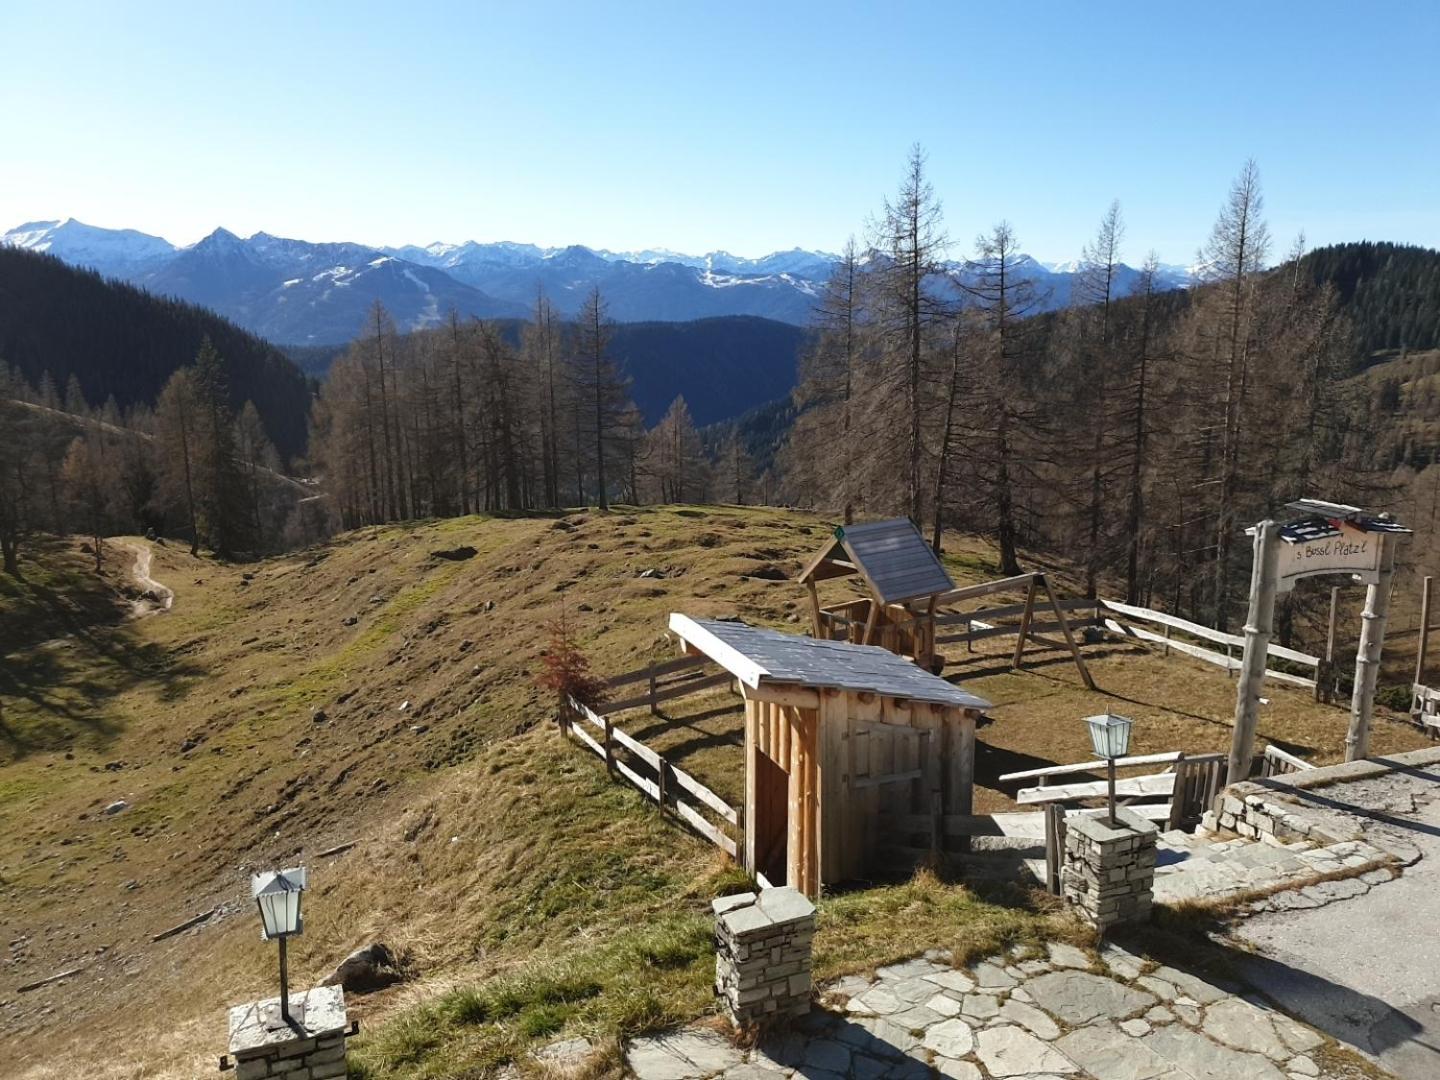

left=228, top=986, right=348, bottom=1080
left=713, top=887, right=815, bottom=1027
left=1061, top=807, right=1157, bottom=931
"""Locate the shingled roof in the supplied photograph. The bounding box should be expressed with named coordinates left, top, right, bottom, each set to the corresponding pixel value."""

left=798, top=517, right=956, bottom=605
left=669, top=614, right=991, bottom=709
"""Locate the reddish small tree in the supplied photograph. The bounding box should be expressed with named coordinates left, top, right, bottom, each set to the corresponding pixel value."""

left=536, top=609, right=607, bottom=711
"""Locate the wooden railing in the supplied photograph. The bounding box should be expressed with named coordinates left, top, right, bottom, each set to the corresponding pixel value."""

left=1098, top=598, right=1319, bottom=690
left=563, top=696, right=741, bottom=858
left=1414, top=684, right=1440, bottom=735
left=1260, top=744, right=1316, bottom=778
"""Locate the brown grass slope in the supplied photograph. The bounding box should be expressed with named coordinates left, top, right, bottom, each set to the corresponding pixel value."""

left=0, top=507, right=1427, bottom=1078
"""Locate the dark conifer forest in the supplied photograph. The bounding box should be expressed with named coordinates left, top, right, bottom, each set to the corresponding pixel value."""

left=0, top=248, right=312, bottom=459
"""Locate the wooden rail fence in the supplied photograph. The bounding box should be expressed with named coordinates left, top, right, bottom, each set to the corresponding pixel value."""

left=1098, top=598, right=1319, bottom=690
left=1414, top=684, right=1440, bottom=736
left=1260, top=744, right=1316, bottom=778
left=564, top=695, right=741, bottom=858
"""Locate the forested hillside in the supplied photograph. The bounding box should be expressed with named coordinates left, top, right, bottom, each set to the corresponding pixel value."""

left=1300, top=241, right=1440, bottom=358
left=0, top=248, right=312, bottom=458
left=286, top=315, right=809, bottom=428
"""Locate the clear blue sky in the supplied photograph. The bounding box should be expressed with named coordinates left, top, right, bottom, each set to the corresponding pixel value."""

left=2, top=1, right=1436, bottom=265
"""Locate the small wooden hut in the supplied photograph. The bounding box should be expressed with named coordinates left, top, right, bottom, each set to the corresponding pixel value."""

left=669, top=613, right=991, bottom=898
left=797, top=518, right=956, bottom=670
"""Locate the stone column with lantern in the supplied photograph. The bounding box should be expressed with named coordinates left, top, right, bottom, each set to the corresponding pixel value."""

left=221, top=866, right=354, bottom=1080
left=1060, top=714, right=1157, bottom=933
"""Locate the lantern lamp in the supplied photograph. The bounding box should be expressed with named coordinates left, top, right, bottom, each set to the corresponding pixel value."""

left=252, top=867, right=307, bottom=1023
left=1083, top=713, right=1134, bottom=826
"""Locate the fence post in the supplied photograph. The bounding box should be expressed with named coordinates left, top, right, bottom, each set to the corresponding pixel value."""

left=604, top=716, right=615, bottom=776
left=658, top=755, right=670, bottom=812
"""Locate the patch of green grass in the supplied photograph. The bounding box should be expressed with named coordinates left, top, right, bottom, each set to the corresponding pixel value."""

left=815, top=868, right=1090, bottom=978
left=351, top=913, right=715, bottom=1078
left=350, top=868, right=1089, bottom=1080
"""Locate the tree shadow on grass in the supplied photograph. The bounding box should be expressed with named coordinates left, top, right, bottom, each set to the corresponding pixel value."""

left=0, top=619, right=205, bottom=760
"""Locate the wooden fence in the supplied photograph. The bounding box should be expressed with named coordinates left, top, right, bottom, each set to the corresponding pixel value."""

left=563, top=696, right=741, bottom=858
left=934, top=596, right=1099, bottom=650
left=1414, top=684, right=1440, bottom=737
left=1098, top=598, right=1319, bottom=690
left=1260, top=744, right=1316, bottom=778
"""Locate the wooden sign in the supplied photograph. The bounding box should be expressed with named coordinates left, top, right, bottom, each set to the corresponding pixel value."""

left=1277, top=525, right=1382, bottom=593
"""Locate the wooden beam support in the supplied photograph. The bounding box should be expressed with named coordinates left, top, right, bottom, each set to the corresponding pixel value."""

left=742, top=683, right=822, bottom=710
left=1012, top=575, right=1038, bottom=669
left=1041, top=573, right=1096, bottom=691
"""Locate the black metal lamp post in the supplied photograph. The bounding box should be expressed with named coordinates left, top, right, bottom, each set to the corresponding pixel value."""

left=252, top=866, right=307, bottom=1024
left=1084, top=712, right=1134, bottom=827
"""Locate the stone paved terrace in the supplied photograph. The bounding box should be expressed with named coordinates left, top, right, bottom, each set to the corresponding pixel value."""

left=623, top=943, right=1356, bottom=1080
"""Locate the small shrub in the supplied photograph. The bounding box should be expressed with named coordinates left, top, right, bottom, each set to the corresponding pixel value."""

left=1376, top=683, right=1413, bottom=711
left=535, top=609, right=607, bottom=710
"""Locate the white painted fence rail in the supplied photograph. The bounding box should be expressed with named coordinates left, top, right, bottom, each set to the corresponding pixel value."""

left=1098, top=598, right=1318, bottom=689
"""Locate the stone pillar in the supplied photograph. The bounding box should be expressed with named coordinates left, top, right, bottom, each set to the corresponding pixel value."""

left=1061, top=807, right=1157, bottom=932
left=712, top=887, right=815, bottom=1026
left=227, top=985, right=349, bottom=1080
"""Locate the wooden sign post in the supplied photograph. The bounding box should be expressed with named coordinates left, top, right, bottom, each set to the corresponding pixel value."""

left=1229, top=521, right=1279, bottom=785
left=1230, top=502, right=1409, bottom=781
left=1346, top=533, right=1397, bottom=761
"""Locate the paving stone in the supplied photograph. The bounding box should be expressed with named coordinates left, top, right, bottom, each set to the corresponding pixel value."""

left=1047, top=943, right=1093, bottom=970
left=1202, top=998, right=1290, bottom=1060
left=921, top=1017, right=975, bottom=1059
left=997, top=998, right=1060, bottom=1040
left=1007, top=986, right=1033, bottom=1003
left=1099, top=943, right=1147, bottom=981
left=719, top=1066, right=787, bottom=1080
left=974, top=1025, right=1078, bottom=1076
left=1055, top=1022, right=1174, bottom=1080
left=825, top=974, right=872, bottom=1000
left=891, top=1005, right=943, bottom=1031
left=866, top=1018, right=919, bottom=1058
left=933, top=1059, right=982, bottom=1080
left=1286, top=1054, right=1319, bottom=1077
left=1271, top=1013, right=1325, bottom=1054
left=1017, top=959, right=1052, bottom=976
left=1120, top=1019, right=1152, bottom=1037
left=960, top=993, right=1000, bottom=1021
left=924, top=993, right=962, bottom=1018
left=848, top=986, right=903, bottom=1017
left=1138, top=975, right=1178, bottom=1002
left=1142, top=1023, right=1287, bottom=1080
left=1173, top=1003, right=1201, bottom=1026
left=883, top=1059, right=931, bottom=1080
left=890, top=976, right=942, bottom=1004
left=1144, top=1006, right=1174, bottom=1024
left=793, top=1011, right=839, bottom=1037
left=972, top=961, right=1017, bottom=989
left=876, top=959, right=945, bottom=982
left=1148, top=966, right=1230, bottom=1004
left=802, top=1038, right=851, bottom=1073
left=628, top=1031, right=745, bottom=1080
left=751, top=1031, right=806, bottom=1070
left=1024, top=970, right=1157, bottom=1026
left=923, top=969, right=977, bottom=994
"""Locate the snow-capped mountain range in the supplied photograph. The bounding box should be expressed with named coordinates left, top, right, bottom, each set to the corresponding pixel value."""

left=3, top=218, right=1193, bottom=345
